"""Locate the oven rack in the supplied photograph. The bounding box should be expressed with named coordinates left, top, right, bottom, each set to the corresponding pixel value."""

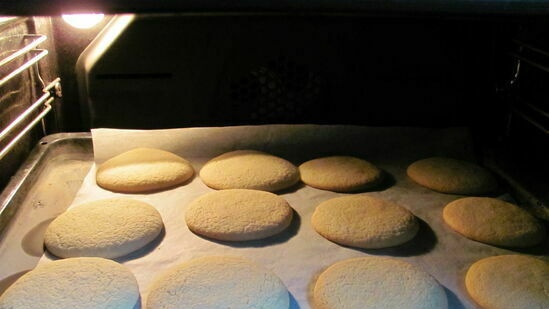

left=0, top=34, right=61, bottom=161
left=507, top=39, right=549, bottom=136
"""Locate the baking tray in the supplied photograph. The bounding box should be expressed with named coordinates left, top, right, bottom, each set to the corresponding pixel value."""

left=0, top=133, right=93, bottom=293
left=1, top=126, right=547, bottom=309
left=54, top=126, right=549, bottom=308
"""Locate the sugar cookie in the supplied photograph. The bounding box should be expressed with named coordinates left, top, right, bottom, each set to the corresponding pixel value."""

left=407, top=157, right=497, bottom=195
left=299, top=156, right=383, bottom=192
left=96, top=147, right=194, bottom=193
left=44, top=198, right=163, bottom=258
left=312, top=195, right=419, bottom=248
left=185, top=189, right=293, bottom=241
left=314, top=256, right=448, bottom=309
left=443, top=197, right=545, bottom=247
left=147, top=256, right=289, bottom=309
left=465, top=255, right=549, bottom=309
left=199, top=150, right=299, bottom=192
left=0, top=257, right=140, bottom=309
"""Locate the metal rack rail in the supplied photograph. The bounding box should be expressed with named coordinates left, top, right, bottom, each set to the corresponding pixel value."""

left=507, top=39, right=549, bottom=136
left=0, top=34, right=61, bottom=160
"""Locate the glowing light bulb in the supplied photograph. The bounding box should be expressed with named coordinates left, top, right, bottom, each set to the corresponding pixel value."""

left=62, top=13, right=105, bottom=29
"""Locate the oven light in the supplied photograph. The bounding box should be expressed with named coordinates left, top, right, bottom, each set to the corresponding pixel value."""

left=62, top=13, right=105, bottom=29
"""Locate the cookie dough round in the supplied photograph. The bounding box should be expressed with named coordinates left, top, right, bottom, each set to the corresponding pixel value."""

left=465, top=255, right=549, bottom=309
left=299, top=156, right=383, bottom=192
left=44, top=198, right=164, bottom=258
left=314, top=256, right=448, bottom=309
left=0, top=257, right=140, bottom=309
left=96, top=147, right=194, bottom=193
left=312, top=195, right=419, bottom=249
left=185, top=189, right=293, bottom=241
left=147, top=256, right=289, bottom=309
left=407, top=157, right=497, bottom=195
left=443, top=197, right=545, bottom=247
left=199, top=150, right=299, bottom=192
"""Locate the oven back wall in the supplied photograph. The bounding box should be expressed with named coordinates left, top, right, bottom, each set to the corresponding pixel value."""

left=79, top=15, right=499, bottom=129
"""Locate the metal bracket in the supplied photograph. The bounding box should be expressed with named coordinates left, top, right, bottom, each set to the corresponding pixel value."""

left=0, top=78, right=61, bottom=160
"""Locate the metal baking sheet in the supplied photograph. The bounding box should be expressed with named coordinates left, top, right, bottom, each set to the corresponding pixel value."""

left=23, top=125, right=549, bottom=308
left=0, top=133, right=93, bottom=294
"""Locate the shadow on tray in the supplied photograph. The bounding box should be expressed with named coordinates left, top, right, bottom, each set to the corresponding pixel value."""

left=444, top=286, right=469, bottom=309
left=0, top=270, right=30, bottom=296
left=21, top=218, right=55, bottom=257
left=289, top=292, right=301, bottom=309
left=372, top=169, right=397, bottom=192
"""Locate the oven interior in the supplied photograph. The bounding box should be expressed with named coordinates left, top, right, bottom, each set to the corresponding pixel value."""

left=0, top=5, right=547, bottom=308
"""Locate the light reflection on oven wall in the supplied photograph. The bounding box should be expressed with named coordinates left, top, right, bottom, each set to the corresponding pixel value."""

left=51, top=14, right=112, bottom=131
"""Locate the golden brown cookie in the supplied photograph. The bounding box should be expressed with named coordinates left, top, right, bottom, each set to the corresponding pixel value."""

left=199, top=150, right=299, bottom=192
left=407, top=157, right=497, bottom=195
left=0, top=258, right=140, bottom=309
left=299, top=156, right=383, bottom=192
left=314, top=257, right=448, bottom=309
left=185, top=189, right=293, bottom=241
left=311, top=195, right=419, bottom=249
left=443, top=197, right=545, bottom=247
left=147, top=256, right=289, bottom=309
left=44, top=198, right=164, bottom=258
left=96, top=147, right=194, bottom=193
left=465, top=255, right=549, bottom=309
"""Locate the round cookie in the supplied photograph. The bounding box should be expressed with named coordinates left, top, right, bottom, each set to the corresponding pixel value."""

left=311, top=195, right=419, bottom=249
left=199, top=150, right=299, bottom=192
left=299, top=156, right=383, bottom=192
left=185, top=189, right=293, bottom=241
left=0, top=257, right=140, bottom=309
left=465, top=255, right=549, bottom=309
left=314, top=256, right=448, bottom=309
left=147, top=256, right=289, bottom=309
left=443, top=197, right=545, bottom=247
left=407, top=157, right=497, bottom=195
left=96, top=147, right=194, bottom=193
left=44, top=198, right=164, bottom=258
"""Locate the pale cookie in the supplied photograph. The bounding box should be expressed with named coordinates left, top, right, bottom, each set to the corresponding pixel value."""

left=147, top=256, right=289, bottom=309
left=0, top=257, right=140, bottom=309
left=299, top=156, right=383, bottom=192
left=96, top=147, right=194, bottom=193
left=443, top=197, right=545, bottom=247
left=185, top=189, right=293, bottom=241
left=465, top=255, right=549, bottom=309
left=314, top=256, right=448, bottom=309
left=312, top=195, right=419, bottom=249
left=199, top=150, right=299, bottom=192
left=44, top=198, right=164, bottom=258
left=407, top=157, right=497, bottom=195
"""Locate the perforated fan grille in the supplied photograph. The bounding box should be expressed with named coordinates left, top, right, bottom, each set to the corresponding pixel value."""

left=229, top=56, right=325, bottom=122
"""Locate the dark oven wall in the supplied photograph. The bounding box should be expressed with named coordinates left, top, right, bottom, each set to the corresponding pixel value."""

left=78, top=15, right=502, bottom=130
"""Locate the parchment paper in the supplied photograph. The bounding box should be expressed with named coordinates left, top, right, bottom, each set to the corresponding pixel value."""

left=43, top=125, right=549, bottom=309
